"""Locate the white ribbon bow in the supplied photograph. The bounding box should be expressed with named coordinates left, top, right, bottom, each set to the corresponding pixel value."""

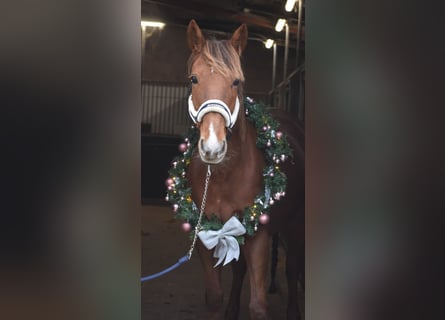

left=198, top=216, right=246, bottom=267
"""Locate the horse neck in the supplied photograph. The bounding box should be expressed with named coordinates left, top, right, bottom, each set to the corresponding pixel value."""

left=222, top=102, right=259, bottom=169
left=235, top=99, right=248, bottom=142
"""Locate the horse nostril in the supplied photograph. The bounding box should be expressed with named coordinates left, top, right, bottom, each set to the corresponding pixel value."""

left=200, top=139, right=204, bottom=151
left=218, top=141, right=226, bottom=156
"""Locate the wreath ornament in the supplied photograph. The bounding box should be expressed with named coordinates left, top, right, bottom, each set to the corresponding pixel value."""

left=165, top=97, right=292, bottom=251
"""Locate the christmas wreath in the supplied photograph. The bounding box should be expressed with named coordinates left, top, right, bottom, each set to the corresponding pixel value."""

left=165, top=97, right=292, bottom=244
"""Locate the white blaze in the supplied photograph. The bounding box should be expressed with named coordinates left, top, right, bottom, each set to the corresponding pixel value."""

left=205, top=122, right=220, bottom=153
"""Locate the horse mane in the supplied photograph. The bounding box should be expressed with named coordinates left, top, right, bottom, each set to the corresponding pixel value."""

left=188, top=39, right=244, bottom=92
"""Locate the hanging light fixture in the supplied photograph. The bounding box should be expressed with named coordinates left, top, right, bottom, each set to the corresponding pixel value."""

left=265, top=39, right=274, bottom=49
left=275, top=18, right=286, bottom=32
left=141, top=21, right=165, bottom=28
left=285, top=0, right=297, bottom=12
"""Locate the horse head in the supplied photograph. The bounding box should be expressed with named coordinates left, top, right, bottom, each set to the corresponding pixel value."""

left=186, top=19, right=247, bottom=164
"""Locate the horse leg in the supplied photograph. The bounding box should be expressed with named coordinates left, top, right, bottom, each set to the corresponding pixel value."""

left=284, top=220, right=303, bottom=320
left=197, top=240, right=224, bottom=320
left=299, top=245, right=305, bottom=293
left=242, top=228, right=271, bottom=320
left=225, top=255, right=247, bottom=320
left=268, top=232, right=279, bottom=293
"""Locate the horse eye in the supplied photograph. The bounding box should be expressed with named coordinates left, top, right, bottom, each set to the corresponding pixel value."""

left=190, top=75, right=198, bottom=84
left=232, top=79, right=240, bottom=86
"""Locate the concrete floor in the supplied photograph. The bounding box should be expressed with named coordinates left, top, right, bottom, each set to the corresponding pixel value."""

left=141, top=204, right=304, bottom=319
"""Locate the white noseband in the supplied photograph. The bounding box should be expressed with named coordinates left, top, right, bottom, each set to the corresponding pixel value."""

left=188, top=95, right=240, bottom=129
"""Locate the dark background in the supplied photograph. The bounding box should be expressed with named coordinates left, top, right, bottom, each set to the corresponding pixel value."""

left=0, top=0, right=443, bottom=319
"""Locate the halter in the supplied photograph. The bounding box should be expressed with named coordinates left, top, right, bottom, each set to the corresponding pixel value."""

left=188, top=95, right=240, bottom=129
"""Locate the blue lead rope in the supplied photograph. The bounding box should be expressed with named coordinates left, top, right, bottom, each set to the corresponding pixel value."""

left=142, top=165, right=211, bottom=282
left=140, top=255, right=190, bottom=282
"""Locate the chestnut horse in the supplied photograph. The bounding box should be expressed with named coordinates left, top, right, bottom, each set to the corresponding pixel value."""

left=185, top=20, right=304, bottom=319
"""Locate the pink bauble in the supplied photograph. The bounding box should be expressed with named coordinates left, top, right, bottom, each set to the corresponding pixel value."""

left=165, top=178, right=174, bottom=187
left=178, top=143, right=187, bottom=152
left=181, top=222, right=192, bottom=232
left=276, top=131, right=283, bottom=139
left=172, top=204, right=179, bottom=212
left=259, top=214, right=270, bottom=225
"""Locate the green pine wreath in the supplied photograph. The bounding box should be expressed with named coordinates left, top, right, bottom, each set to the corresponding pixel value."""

left=165, top=97, right=292, bottom=244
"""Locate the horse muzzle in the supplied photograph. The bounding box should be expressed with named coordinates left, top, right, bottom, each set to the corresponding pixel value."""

left=189, top=96, right=237, bottom=164
left=198, top=138, right=227, bottom=164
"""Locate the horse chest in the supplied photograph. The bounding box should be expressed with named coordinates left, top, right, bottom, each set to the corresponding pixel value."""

left=201, top=174, right=260, bottom=221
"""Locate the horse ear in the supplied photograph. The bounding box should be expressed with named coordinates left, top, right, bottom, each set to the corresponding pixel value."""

left=187, top=19, right=205, bottom=53
left=230, top=24, right=248, bottom=55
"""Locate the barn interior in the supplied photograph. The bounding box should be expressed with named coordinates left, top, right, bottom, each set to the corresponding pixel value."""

left=140, top=0, right=305, bottom=318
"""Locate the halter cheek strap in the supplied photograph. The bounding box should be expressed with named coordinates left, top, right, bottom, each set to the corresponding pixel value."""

left=188, top=95, right=240, bottom=129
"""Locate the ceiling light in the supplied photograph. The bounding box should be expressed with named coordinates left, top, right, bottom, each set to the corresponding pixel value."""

left=275, top=19, right=286, bottom=32
left=285, top=0, right=297, bottom=12
left=265, top=39, right=274, bottom=49
left=141, top=21, right=165, bottom=28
